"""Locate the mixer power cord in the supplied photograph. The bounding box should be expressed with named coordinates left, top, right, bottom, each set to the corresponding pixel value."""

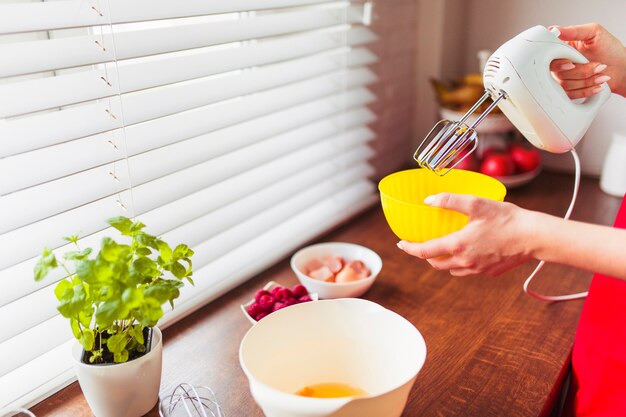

left=522, top=148, right=587, bottom=301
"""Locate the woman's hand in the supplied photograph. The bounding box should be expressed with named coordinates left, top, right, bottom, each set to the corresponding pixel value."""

left=397, top=193, right=626, bottom=280
left=549, top=23, right=626, bottom=99
left=396, top=193, right=537, bottom=277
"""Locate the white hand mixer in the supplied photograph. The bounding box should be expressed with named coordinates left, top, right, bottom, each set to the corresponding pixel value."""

left=415, top=26, right=611, bottom=301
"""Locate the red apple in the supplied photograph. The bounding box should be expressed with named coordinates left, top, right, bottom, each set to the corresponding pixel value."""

left=451, top=149, right=479, bottom=171
left=480, top=152, right=515, bottom=177
left=480, top=147, right=499, bottom=160
left=509, top=144, right=541, bottom=173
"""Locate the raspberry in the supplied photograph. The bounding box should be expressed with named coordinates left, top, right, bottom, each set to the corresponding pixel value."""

left=298, top=295, right=312, bottom=303
left=275, top=287, right=294, bottom=302
left=272, top=301, right=286, bottom=312
left=254, top=289, right=271, bottom=303
left=273, top=287, right=285, bottom=301
left=246, top=302, right=264, bottom=318
left=258, top=294, right=275, bottom=312
left=284, top=297, right=296, bottom=307
left=254, top=311, right=269, bottom=321
left=271, top=286, right=284, bottom=296
left=292, top=284, right=308, bottom=298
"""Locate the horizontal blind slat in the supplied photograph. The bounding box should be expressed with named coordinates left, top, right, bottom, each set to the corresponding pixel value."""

left=0, top=340, right=74, bottom=409
left=0, top=110, right=375, bottom=268
left=0, top=0, right=338, bottom=34
left=0, top=5, right=364, bottom=78
left=149, top=151, right=375, bottom=249
left=0, top=64, right=376, bottom=157
left=0, top=99, right=125, bottom=158
left=120, top=69, right=374, bottom=156
left=160, top=181, right=377, bottom=326
left=0, top=130, right=374, bottom=304
left=124, top=112, right=373, bottom=214
left=0, top=27, right=376, bottom=118
left=125, top=107, right=374, bottom=186
left=0, top=284, right=58, bottom=344
left=2, top=87, right=375, bottom=194
left=121, top=48, right=375, bottom=126
left=0, top=315, right=70, bottom=376
left=0, top=96, right=372, bottom=250
left=0, top=161, right=374, bottom=352
left=0, top=160, right=131, bottom=237
left=165, top=165, right=376, bottom=268
left=0, top=84, right=376, bottom=214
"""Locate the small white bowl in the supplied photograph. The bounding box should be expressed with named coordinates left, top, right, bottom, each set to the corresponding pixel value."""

left=290, top=242, right=382, bottom=299
left=241, top=281, right=319, bottom=325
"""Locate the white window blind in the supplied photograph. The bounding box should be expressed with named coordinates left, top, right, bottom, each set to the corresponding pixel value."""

left=0, top=0, right=379, bottom=410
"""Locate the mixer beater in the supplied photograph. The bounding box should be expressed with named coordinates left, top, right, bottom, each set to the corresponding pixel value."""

left=414, top=91, right=506, bottom=175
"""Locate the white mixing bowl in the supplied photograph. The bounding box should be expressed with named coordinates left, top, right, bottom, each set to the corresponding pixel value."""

left=239, top=299, right=427, bottom=417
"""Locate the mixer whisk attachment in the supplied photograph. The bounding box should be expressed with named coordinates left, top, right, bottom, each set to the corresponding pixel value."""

left=414, top=91, right=506, bottom=175
left=159, top=383, right=224, bottom=417
left=0, top=408, right=35, bottom=417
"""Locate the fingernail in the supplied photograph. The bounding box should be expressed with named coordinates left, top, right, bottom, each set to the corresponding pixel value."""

left=548, top=25, right=560, bottom=35
left=396, top=241, right=404, bottom=250
left=424, top=195, right=435, bottom=205
left=594, top=64, right=607, bottom=74
left=591, top=86, right=603, bottom=94
left=595, top=75, right=611, bottom=84
left=560, top=63, right=575, bottom=70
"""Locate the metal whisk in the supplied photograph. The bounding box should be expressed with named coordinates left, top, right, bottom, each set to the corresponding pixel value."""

left=0, top=408, right=35, bottom=417
left=414, top=91, right=507, bottom=175
left=159, top=383, right=225, bottom=417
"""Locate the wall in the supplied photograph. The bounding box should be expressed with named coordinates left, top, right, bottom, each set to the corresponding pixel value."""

left=412, top=0, right=468, bottom=164
left=368, top=0, right=419, bottom=178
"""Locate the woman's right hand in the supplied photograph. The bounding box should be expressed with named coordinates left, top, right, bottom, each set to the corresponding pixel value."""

left=549, top=23, right=626, bottom=99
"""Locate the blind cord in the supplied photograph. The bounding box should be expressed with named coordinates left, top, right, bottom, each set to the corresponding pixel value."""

left=522, top=147, right=587, bottom=301
left=103, top=0, right=137, bottom=220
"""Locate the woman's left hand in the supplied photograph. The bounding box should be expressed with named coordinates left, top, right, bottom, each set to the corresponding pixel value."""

left=396, top=193, right=536, bottom=276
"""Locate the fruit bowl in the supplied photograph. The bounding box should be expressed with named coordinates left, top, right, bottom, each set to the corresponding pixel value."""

left=241, top=281, right=318, bottom=325
left=493, top=167, right=541, bottom=188
left=290, top=242, right=382, bottom=299
left=439, top=107, right=514, bottom=134
left=456, top=143, right=542, bottom=189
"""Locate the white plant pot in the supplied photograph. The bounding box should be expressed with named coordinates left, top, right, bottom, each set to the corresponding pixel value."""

left=72, top=327, right=163, bottom=417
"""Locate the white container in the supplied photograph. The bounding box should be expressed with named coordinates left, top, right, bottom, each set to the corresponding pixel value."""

left=72, top=327, right=163, bottom=417
left=240, top=280, right=319, bottom=325
left=239, top=299, right=427, bottom=417
left=290, top=242, right=383, bottom=299
left=600, top=133, right=626, bottom=197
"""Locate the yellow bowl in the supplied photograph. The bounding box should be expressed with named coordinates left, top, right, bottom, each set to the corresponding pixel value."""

left=378, top=169, right=506, bottom=242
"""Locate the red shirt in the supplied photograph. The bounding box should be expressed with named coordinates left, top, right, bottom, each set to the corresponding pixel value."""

left=566, top=196, right=626, bottom=416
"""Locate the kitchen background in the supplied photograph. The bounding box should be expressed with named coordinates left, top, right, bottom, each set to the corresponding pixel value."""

left=372, top=0, right=626, bottom=180
left=1, top=0, right=625, bottom=411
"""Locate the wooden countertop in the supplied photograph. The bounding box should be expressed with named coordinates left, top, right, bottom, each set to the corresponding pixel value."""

left=31, top=171, right=623, bottom=417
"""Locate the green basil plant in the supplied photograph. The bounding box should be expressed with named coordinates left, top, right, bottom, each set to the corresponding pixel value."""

left=34, top=217, right=194, bottom=364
